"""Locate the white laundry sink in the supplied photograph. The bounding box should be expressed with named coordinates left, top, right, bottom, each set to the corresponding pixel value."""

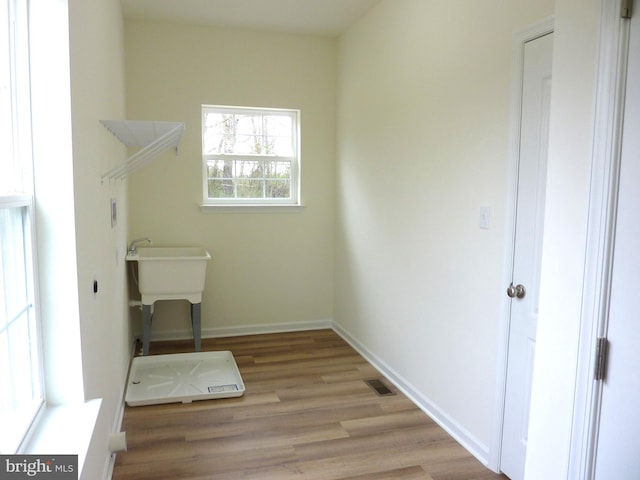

left=126, top=247, right=211, bottom=304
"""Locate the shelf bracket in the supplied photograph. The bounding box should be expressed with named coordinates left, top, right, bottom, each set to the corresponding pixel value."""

left=100, top=120, right=185, bottom=183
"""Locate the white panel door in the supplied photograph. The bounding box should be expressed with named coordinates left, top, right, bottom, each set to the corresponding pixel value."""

left=594, top=10, right=640, bottom=479
left=501, top=32, right=553, bottom=480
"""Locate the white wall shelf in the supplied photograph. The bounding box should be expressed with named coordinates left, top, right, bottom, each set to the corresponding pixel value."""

left=100, top=120, right=185, bottom=182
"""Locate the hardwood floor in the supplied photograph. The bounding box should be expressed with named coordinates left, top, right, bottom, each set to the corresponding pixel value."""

left=112, top=330, right=507, bottom=480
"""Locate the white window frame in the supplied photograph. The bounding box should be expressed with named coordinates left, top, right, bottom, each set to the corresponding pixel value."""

left=0, top=0, right=45, bottom=454
left=201, top=105, right=301, bottom=209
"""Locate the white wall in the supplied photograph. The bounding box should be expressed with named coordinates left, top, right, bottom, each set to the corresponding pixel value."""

left=27, top=0, right=129, bottom=477
left=68, top=0, right=130, bottom=477
left=335, top=0, right=553, bottom=461
left=30, top=0, right=84, bottom=407
left=124, top=21, right=336, bottom=338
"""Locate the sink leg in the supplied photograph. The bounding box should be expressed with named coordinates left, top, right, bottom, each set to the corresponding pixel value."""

left=191, top=302, right=201, bottom=352
left=142, top=304, right=153, bottom=355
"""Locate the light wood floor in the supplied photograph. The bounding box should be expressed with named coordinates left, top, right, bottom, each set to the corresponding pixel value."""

left=112, top=330, right=508, bottom=480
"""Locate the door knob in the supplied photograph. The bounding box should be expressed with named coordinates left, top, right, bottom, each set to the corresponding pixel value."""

left=507, top=283, right=526, bottom=299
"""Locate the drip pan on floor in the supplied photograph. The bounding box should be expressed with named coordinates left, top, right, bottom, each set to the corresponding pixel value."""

left=125, top=351, right=245, bottom=406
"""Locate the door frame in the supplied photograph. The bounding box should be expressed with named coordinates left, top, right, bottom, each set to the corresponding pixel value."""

left=490, top=1, right=631, bottom=475
left=489, top=16, right=554, bottom=472
left=568, top=1, right=632, bottom=478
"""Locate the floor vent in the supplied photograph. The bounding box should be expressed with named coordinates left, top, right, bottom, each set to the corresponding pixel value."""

left=365, top=379, right=395, bottom=396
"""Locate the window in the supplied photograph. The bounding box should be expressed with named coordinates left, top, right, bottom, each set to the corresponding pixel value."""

left=1, top=0, right=44, bottom=453
left=202, top=105, right=300, bottom=206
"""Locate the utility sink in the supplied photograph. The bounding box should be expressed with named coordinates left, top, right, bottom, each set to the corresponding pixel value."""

left=126, top=246, right=211, bottom=355
left=126, top=247, right=211, bottom=304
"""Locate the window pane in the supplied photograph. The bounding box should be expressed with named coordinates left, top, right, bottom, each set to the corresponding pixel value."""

left=236, top=179, right=263, bottom=198
left=8, top=310, right=34, bottom=401
left=0, top=208, right=28, bottom=320
left=208, top=179, right=235, bottom=198
left=0, top=206, right=42, bottom=454
left=203, top=113, right=234, bottom=154
left=0, top=0, right=30, bottom=197
left=266, top=179, right=290, bottom=198
left=0, top=0, right=17, bottom=195
left=0, top=330, right=9, bottom=410
left=203, top=111, right=294, bottom=157
left=206, top=157, right=293, bottom=200
left=234, top=160, right=261, bottom=178
left=265, top=160, right=291, bottom=179
left=264, top=115, right=293, bottom=156
left=207, top=159, right=232, bottom=179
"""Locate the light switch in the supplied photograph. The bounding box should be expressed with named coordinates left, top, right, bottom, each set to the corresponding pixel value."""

left=111, top=198, right=117, bottom=228
left=479, top=206, right=491, bottom=230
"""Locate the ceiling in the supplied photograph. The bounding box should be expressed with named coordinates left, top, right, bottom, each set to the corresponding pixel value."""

left=120, top=0, right=382, bottom=37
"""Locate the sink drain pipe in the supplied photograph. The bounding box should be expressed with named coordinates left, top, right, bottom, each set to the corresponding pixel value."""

left=109, top=432, right=127, bottom=453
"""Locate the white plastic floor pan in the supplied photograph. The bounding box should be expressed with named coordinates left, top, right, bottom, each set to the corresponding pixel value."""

left=125, top=351, right=245, bottom=406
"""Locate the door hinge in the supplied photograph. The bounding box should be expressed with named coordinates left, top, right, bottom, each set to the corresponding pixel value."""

left=622, top=0, right=633, bottom=19
left=594, top=337, right=609, bottom=381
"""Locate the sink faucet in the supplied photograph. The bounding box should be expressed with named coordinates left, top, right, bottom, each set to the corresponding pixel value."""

left=128, top=237, right=152, bottom=255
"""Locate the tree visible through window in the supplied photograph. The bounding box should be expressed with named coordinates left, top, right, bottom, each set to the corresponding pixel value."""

left=202, top=106, right=300, bottom=205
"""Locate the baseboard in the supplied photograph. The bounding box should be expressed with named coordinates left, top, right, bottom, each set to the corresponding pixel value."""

left=102, top=338, right=138, bottom=480
left=331, top=321, right=491, bottom=466
left=146, top=319, right=333, bottom=342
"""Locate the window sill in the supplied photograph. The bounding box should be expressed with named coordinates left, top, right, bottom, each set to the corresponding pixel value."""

left=199, top=204, right=305, bottom=214
left=19, top=399, right=102, bottom=476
